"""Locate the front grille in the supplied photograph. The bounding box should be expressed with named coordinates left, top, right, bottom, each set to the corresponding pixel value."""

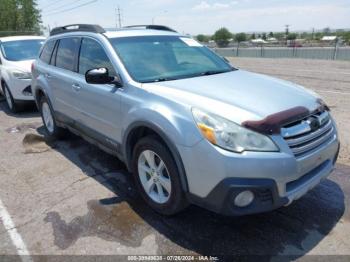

left=281, top=110, right=335, bottom=157
left=257, top=189, right=273, bottom=203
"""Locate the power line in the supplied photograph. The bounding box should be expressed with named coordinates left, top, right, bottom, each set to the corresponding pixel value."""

left=40, top=0, right=71, bottom=10
left=43, top=0, right=85, bottom=13
left=44, top=0, right=98, bottom=16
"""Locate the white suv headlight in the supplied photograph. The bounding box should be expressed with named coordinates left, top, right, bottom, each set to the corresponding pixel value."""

left=12, top=70, right=32, bottom=79
left=192, top=108, right=279, bottom=153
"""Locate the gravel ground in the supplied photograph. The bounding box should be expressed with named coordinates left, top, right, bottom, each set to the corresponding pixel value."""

left=0, top=58, right=349, bottom=260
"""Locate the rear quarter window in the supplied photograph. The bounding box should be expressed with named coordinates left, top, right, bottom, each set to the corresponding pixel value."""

left=39, top=40, right=56, bottom=64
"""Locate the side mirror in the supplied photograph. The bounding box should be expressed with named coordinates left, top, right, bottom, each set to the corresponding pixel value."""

left=85, top=68, right=122, bottom=86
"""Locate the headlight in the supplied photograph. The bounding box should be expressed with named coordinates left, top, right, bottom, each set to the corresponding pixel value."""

left=192, top=108, right=279, bottom=153
left=12, top=70, right=32, bottom=79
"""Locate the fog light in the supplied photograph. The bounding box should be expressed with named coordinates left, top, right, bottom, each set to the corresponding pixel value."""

left=234, top=190, right=254, bottom=207
left=22, top=86, right=32, bottom=96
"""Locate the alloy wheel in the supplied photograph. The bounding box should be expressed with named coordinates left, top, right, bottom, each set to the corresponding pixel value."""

left=42, top=102, right=54, bottom=133
left=4, top=87, right=13, bottom=110
left=138, top=150, right=172, bottom=204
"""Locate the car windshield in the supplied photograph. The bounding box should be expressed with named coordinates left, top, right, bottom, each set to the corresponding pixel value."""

left=1, top=39, right=44, bottom=61
left=110, top=35, right=235, bottom=83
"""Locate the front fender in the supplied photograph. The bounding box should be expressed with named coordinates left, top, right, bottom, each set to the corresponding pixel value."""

left=1, top=69, right=11, bottom=89
left=122, top=105, right=202, bottom=149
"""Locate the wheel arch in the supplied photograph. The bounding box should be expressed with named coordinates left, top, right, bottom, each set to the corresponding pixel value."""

left=123, top=121, right=189, bottom=192
left=1, top=78, right=7, bottom=92
left=33, top=86, right=47, bottom=108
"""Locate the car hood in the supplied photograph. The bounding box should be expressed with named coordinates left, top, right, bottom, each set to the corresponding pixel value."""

left=5, top=60, right=34, bottom=73
left=143, top=70, right=321, bottom=123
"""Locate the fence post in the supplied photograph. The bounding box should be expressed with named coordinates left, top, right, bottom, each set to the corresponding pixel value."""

left=333, top=39, right=338, bottom=60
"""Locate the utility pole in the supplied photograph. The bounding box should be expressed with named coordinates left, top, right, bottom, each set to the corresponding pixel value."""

left=285, top=25, right=290, bottom=36
left=116, top=6, right=122, bottom=29
left=285, top=25, right=290, bottom=46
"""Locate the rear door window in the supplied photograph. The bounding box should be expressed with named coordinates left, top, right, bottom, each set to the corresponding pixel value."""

left=39, top=40, right=56, bottom=64
left=56, top=37, right=80, bottom=72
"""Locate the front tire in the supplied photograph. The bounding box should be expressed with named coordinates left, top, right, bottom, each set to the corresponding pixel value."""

left=132, top=136, right=188, bottom=215
left=3, top=83, right=21, bottom=113
left=39, top=96, right=65, bottom=139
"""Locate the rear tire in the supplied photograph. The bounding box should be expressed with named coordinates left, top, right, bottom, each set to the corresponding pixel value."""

left=3, top=83, right=21, bottom=113
left=39, top=96, right=66, bottom=139
left=132, top=136, right=188, bottom=215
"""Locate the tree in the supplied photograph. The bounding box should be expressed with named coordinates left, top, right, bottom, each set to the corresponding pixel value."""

left=339, top=31, right=350, bottom=44
left=0, top=0, right=41, bottom=36
left=250, top=33, right=256, bottom=40
left=300, top=32, right=309, bottom=40
left=323, top=27, right=331, bottom=34
left=274, top=32, right=285, bottom=41
left=315, top=32, right=323, bottom=40
left=262, top=33, right=267, bottom=40
left=287, top=33, right=297, bottom=40
left=196, top=34, right=210, bottom=43
left=235, top=33, right=247, bottom=43
left=213, top=27, right=233, bottom=47
left=268, top=31, right=274, bottom=38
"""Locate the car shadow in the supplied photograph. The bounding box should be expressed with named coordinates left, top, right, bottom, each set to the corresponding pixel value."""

left=0, top=99, right=39, bottom=119
left=37, top=129, right=346, bottom=258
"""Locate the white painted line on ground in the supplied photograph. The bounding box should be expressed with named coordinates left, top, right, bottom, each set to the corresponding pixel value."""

left=0, top=198, right=32, bottom=262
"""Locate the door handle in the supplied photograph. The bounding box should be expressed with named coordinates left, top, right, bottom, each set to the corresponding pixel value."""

left=45, top=73, right=53, bottom=79
left=72, top=83, right=81, bottom=91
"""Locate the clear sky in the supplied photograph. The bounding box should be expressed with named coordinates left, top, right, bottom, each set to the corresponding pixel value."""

left=37, top=0, right=350, bottom=34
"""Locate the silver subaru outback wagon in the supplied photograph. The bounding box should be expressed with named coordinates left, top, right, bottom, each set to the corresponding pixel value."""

left=31, top=24, right=340, bottom=216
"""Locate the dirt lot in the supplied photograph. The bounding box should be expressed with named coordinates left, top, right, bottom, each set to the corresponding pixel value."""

left=0, top=58, right=349, bottom=260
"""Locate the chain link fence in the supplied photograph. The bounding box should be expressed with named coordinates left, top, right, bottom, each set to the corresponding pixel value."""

left=215, top=46, right=350, bottom=60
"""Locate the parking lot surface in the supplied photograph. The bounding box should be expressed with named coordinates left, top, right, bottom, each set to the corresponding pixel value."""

left=0, top=58, right=349, bottom=259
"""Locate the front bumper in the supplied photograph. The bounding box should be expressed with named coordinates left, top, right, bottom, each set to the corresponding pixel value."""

left=179, top=123, right=340, bottom=216
left=188, top=153, right=338, bottom=216
left=4, top=78, right=34, bottom=101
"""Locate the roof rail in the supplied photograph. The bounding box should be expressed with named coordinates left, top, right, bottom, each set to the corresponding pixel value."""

left=50, top=24, right=106, bottom=36
left=122, top=25, right=177, bottom=33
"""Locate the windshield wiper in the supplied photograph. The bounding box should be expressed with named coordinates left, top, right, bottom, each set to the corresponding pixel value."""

left=142, top=77, right=180, bottom=83
left=199, top=69, right=234, bottom=76
left=142, top=68, right=237, bottom=83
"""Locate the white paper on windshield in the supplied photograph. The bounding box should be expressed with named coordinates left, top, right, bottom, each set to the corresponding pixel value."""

left=180, top=37, right=203, bottom=47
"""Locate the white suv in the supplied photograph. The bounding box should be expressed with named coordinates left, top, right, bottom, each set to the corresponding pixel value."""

left=0, top=36, right=45, bottom=112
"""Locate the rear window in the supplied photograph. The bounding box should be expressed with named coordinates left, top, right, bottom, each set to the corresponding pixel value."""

left=56, top=37, right=80, bottom=71
left=40, top=40, right=56, bottom=64
left=1, top=39, right=44, bottom=61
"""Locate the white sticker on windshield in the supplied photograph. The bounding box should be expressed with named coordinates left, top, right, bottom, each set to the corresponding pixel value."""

left=180, top=37, right=203, bottom=47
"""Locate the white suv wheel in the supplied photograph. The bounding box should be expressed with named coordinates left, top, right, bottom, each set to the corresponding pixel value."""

left=4, top=87, right=13, bottom=110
